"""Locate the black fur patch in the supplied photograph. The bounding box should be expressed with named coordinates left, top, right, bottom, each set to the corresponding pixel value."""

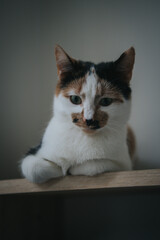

left=59, top=60, right=93, bottom=89
left=95, top=62, right=131, bottom=99
left=26, top=141, right=42, bottom=156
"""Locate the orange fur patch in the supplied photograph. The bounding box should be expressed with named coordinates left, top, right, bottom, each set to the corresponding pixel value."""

left=55, top=82, right=62, bottom=96
left=97, top=79, right=124, bottom=102
left=93, top=109, right=108, bottom=128
left=55, top=76, right=86, bottom=97
left=127, top=126, right=136, bottom=160
left=72, top=108, right=108, bottom=133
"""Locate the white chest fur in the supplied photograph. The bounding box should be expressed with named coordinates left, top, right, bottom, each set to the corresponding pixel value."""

left=37, top=115, right=131, bottom=173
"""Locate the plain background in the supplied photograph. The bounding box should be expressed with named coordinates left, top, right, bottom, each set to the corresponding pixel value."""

left=1, top=0, right=160, bottom=180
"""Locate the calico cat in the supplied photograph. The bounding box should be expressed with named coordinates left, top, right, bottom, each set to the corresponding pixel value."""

left=21, top=45, right=136, bottom=183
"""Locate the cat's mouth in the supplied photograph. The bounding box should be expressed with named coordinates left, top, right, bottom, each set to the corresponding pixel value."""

left=71, top=111, right=108, bottom=133
left=86, top=123, right=100, bottom=130
left=72, top=116, right=101, bottom=133
left=84, top=124, right=100, bottom=130
left=83, top=126, right=100, bottom=134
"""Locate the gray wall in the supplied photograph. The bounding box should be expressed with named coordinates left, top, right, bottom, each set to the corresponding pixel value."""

left=1, top=0, right=160, bottom=180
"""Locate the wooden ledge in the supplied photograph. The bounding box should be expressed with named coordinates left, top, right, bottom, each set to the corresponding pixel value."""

left=0, top=169, right=160, bottom=195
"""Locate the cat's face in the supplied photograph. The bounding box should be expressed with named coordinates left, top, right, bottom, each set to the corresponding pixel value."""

left=54, top=45, right=135, bottom=133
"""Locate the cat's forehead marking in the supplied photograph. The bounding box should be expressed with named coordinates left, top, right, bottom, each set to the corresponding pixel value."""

left=82, top=69, right=97, bottom=95
left=89, top=66, right=95, bottom=74
left=80, top=69, right=98, bottom=120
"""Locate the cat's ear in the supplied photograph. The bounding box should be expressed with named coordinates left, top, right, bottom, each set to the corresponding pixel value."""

left=55, top=45, right=76, bottom=79
left=115, top=47, right=135, bottom=83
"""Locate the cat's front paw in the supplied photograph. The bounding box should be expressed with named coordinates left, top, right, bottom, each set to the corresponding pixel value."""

left=21, top=155, right=63, bottom=183
left=69, top=163, right=97, bottom=176
left=68, top=165, right=81, bottom=176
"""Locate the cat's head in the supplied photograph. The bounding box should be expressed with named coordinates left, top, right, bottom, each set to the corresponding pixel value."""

left=54, top=45, right=135, bottom=134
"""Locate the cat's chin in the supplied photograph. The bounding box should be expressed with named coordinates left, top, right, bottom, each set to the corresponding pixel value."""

left=82, top=127, right=101, bottom=134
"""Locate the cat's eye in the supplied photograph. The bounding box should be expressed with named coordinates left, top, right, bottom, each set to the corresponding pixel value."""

left=70, top=95, right=82, bottom=105
left=99, top=98, right=113, bottom=106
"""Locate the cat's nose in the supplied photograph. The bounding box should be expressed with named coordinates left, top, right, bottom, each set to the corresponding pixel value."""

left=86, top=119, right=93, bottom=126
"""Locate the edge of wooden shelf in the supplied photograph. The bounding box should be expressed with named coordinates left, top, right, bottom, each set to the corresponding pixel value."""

left=0, top=169, right=160, bottom=195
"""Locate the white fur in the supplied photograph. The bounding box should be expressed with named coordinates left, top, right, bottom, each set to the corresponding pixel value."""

left=21, top=155, right=63, bottom=183
left=81, top=70, right=97, bottom=120
left=21, top=70, right=132, bottom=183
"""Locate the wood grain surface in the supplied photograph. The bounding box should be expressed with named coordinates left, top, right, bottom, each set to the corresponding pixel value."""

left=0, top=169, right=160, bottom=195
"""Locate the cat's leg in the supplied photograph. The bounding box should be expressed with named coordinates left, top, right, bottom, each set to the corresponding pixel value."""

left=69, top=159, right=129, bottom=176
left=21, top=155, right=63, bottom=183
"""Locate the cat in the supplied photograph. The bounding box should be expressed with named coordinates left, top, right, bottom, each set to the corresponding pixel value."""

left=21, top=45, right=136, bottom=183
